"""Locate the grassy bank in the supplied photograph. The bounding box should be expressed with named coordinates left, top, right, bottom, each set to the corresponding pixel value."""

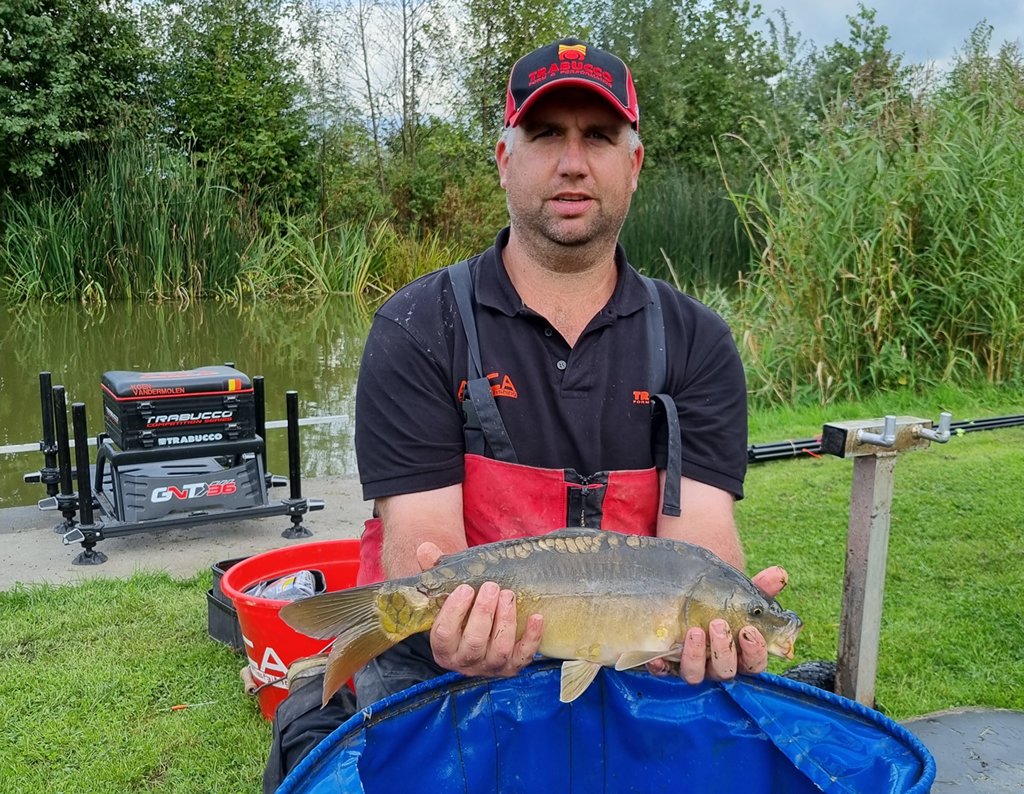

left=2, top=389, right=1022, bottom=792
left=0, top=572, right=270, bottom=792
left=741, top=431, right=1024, bottom=718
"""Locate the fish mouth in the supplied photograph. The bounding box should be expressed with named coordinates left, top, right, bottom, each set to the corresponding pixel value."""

left=768, top=621, right=803, bottom=660
left=769, top=639, right=796, bottom=660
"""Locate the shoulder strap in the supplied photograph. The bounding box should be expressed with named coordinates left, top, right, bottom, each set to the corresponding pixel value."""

left=448, top=261, right=518, bottom=463
left=641, top=276, right=682, bottom=518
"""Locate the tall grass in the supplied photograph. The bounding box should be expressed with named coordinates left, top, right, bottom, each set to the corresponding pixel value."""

left=230, top=217, right=475, bottom=300
left=729, top=47, right=1024, bottom=406
left=0, top=139, right=470, bottom=304
left=622, top=168, right=753, bottom=291
left=1, top=139, right=256, bottom=302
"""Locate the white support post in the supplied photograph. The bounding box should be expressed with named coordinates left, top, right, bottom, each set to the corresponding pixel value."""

left=820, top=412, right=951, bottom=709
left=835, top=452, right=896, bottom=706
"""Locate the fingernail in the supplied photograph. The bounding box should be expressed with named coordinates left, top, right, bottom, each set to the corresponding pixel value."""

left=711, top=620, right=728, bottom=637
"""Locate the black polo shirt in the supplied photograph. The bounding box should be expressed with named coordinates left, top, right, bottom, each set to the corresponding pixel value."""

left=355, top=229, right=747, bottom=501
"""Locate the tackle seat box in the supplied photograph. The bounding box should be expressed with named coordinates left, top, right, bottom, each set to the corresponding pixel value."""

left=102, top=366, right=257, bottom=450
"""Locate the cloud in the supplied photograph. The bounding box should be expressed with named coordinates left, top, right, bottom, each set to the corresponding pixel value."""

left=765, top=1, right=1024, bottom=66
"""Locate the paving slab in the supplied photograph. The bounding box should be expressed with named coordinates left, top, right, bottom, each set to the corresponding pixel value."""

left=903, top=707, right=1024, bottom=790
left=0, top=477, right=368, bottom=591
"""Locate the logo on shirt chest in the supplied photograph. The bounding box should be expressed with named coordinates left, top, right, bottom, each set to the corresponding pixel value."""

left=632, top=390, right=651, bottom=405
left=458, top=372, right=519, bottom=401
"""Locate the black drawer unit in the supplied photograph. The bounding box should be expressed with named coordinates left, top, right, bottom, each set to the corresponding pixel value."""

left=102, top=366, right=257, bottom=450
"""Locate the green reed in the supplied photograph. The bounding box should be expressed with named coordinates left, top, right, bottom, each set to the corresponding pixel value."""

left=0, top=139, right=258, bottom=302
left=230, top=216, right=473, bottom=301
left=234, top=216, right=381, bottom=298
left=621, top=168, right=753, bottom=291
left=729, top=57, right=1024, bottom=406
left=0, top=137, right=476, bottom=305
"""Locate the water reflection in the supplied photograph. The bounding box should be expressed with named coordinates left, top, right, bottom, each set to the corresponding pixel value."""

left=0, top=298, right=373, bottom=508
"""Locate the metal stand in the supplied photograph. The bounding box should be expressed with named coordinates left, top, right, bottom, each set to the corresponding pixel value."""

left=36, top=372, right=61, bottom=499
left=52, top=385, right=80, bottom=531
left=70, top=402, right=106, bottom=565
left=821, top=412, right=952, bottom=707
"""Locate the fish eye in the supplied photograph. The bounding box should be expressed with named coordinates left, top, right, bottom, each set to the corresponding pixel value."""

left=750, top=606, right=763, bottom=616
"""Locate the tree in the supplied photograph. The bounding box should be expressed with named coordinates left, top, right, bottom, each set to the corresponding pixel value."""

left=457, top=0, right=579, bottom=146
left=0, top=0, right=145, bottom=190
left=143, top=0, right=314, bottom=206
left=762, top=8, right=819, bottom=150
left=344, top=0, right=389, bottom=193
left=593, top=0, right=781, bottom=174
left=805, top=5, right=911, bottom=121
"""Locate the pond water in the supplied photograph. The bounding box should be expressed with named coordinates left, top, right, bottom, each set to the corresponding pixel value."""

left=0, top=298, right=373, bottom=509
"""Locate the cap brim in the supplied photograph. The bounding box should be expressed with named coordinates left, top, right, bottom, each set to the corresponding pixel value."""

left=507, top=78, right=638, bottom=128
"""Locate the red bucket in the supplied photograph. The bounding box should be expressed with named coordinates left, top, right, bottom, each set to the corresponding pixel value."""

left=220, top=539, right=361, bottom=720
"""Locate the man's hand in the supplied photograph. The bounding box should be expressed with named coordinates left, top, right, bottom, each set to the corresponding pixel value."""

left=417, top=542, right=544, bottom=678
left=650, top=565, right=790, bottom=683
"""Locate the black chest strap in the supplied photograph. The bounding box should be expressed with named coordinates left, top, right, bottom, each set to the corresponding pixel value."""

left=641, top=276, right=682, bottom=517
left=449, top=259, right=517, bottom=463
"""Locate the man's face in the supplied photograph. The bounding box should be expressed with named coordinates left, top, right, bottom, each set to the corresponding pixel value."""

left=496, top=89, right=643, bottom=258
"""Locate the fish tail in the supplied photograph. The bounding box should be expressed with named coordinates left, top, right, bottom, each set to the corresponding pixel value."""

left=321, top=617, right=398, bottom=707
left=281, top=586, right=401, bottom=706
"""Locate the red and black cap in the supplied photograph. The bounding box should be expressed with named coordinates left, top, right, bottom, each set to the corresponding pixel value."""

left=504, top=38, right=639, bottom=129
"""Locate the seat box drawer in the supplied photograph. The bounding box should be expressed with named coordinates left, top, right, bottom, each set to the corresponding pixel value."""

left=102, top=366, right=256, bottom=450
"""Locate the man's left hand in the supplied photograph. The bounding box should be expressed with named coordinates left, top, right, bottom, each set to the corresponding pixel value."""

left=649, top=565, right=790, bottom=683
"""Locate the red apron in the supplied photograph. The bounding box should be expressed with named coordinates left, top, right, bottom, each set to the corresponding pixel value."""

left=356, top=455, right=659, bottom=585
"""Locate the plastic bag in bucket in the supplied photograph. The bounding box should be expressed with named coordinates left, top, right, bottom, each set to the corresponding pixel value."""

left=220, top=539, right=361, bottom=720
left=278, top=662, right=935, bottom=793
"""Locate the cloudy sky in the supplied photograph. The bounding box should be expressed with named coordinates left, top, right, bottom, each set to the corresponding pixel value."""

left=764, top=1, right=1024, bottom=67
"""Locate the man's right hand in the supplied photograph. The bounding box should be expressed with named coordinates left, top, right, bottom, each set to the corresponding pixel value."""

left=417, top=541, right=544, bottom=678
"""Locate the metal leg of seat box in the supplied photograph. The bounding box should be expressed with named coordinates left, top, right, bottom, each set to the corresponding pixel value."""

left=281, top=391, right=313, bottom=539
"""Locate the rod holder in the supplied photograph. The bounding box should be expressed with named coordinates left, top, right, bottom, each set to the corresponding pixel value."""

left=51, top=385, right=78, bottom=529
left=823, top=409, right=957, bottom=707
left=254, top=375, right=268, bottom=474
left=822, top=415, right=933, bottom=458
left=914, top=411, right=952, bottom=443
left=72, top=403, right=93, bottom=526
left=856, top=414, right=897, bottom=448
left=286, top=391, right=301, bottom=500
left=37, top=372, right=60, bottom=497
left=70, top=402, right=106, bottom=565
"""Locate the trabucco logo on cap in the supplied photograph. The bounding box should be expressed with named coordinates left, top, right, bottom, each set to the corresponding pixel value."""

left=558, top=43, right=587, bottom=60
left=527, top=44, right=615, bottom=89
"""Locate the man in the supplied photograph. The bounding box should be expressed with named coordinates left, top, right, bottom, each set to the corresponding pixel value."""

left=265, top=37, right=787, bottom=789
left=352, top=37, right=786, bottom=700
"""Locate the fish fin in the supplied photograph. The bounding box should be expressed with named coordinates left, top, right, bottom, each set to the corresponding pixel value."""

left=320, top=624, right=396, bottom=707
left=615, top=644, right=682, bottom=671
left=614, top=650, right=677, bottom=671
left=279, top=587, right=402, bottom=707
left=280, top=586, right=382, bottom=640
left=559, top=660, right=602, bottom=703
